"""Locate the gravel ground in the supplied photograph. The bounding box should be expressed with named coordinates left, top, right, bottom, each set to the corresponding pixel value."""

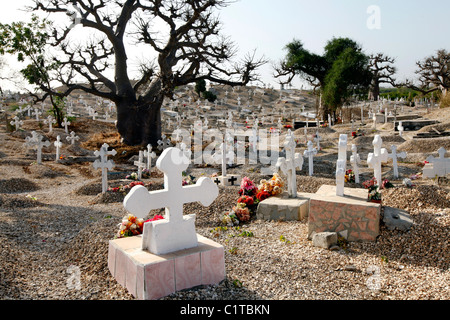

left=0, top=106, right=449, bottom=301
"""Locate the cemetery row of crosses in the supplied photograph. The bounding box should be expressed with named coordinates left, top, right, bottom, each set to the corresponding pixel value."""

left=1, top=82, right=449, bottom=300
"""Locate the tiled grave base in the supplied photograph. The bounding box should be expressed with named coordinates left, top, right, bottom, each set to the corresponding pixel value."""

left=108, top=234, right=225, bottom=300
left=306, top=185, right=381, bottom=241
left=256, top=192, right=309, bottom=221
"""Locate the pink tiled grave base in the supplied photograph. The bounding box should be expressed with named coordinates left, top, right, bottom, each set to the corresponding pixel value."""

left=306, top=185, right=381, bottom=241
left=108, top=234, right=225, bottom=300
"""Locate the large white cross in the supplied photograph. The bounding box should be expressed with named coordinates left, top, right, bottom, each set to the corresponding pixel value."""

left=389, top=145, right=407, bottom=178
left=350, top=144, right=361, bottom=183
left=54, top=135, right=63, bottom=162
left=123, top=147, right=219, bottom=255
left=276, top=130, right=303, bottom=198
left=93, top=143, right=117, bottom=193
left=25, top=131, right=50, bottom=165
left=367, top=135, right=389, bottom=186
left=303, top=140, right=317, bottom=176
left=335, top=134, right=347, bottom=196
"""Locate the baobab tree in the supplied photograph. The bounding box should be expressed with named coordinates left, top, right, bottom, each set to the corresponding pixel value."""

left=23, top=0, right=265, bottom=146
left=368, top=53, right=396, bottom=101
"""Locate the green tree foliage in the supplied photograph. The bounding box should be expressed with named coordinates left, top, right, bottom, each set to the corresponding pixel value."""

left=0, top=15, right=64, bottom=126
left=195, top=79, right=207, bottom=97
left=276, top=37, right=372, bottom=119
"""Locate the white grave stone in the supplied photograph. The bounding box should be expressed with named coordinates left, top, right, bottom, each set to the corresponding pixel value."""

left=350, top=144, right=361, bottom=183
left=25, top=131, right=50, bottom=165
left=54, top=135, right=63, bottom=162
left=397, top=121, right=404, bottom=137
left=276, top=130, right=303, bottom=198
left=10, top=116, right=23, bottom=131
left=123, top=148, right=219, bottom=255
left=93, top=143, right=117, bottom=194
left=44, top=115, right=56, bottom=133
left=66, top=131, right=80, bottom=145
left=423, top=147, right=450, bottom=178
left=335, top=134, right=347, bottom=196
left=367, top=135, right=389, bottom=186
left=303, top=140, right=317, bottom=176
left=62, top=117, right=71, bottom=134
left=134, top=150, right=146, bottom=180
left=389, top=145, right=407, bottom=179
left=143, top=144, right=156, bottom=171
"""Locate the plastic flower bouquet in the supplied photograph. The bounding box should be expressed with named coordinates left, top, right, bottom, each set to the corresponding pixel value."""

left=233, top=203, right=251, bottom=222
left=117, top=214, right=145, bottom=238
left=257, top=173, right=284, bottom=197
left=345, top=169, right=355, bottom=183
left=239, top=176, right=257, bottom=197
left=362, top=177, right=381, bottom=202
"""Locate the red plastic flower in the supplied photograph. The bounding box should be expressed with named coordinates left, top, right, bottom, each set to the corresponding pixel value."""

left=237, top=195, right=254, bottom=206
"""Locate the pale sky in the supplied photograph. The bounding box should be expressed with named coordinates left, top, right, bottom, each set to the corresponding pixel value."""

left=1, top=0, right=449, bottom=92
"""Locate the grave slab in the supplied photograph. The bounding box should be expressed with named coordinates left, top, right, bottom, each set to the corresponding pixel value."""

left=256, top=192, right=309, bottom=221
left=306, top=185, right=381, bottom=242
left=108, top=234, right=225, bottom=300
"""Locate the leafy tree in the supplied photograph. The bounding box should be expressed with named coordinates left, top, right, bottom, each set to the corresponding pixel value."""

left=195, top=79, right=207, bottom=97
left=0, top=15, right=65, bottom=126
left=275, top=37, right=372, bottom=119
left=6, top=0, right=265, bottom=146
left=202, top=90, right=217, bottom=103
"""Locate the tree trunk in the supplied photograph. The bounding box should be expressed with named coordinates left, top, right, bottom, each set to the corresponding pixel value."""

left=116, top=97, right=164, bottom=147
left=368, top=79, right=380, bottom=101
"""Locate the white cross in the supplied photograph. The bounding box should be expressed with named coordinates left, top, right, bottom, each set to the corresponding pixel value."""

left=93, top=143, right=117, bottom=194
left=10, top=116, right=23, bottom=131
left=134, top=150, right=147, bottom=180
left=389, top=145, right=407, bottom=179
left=25, top=131, right=50, bottom=165
left=367, top=135, right=389, bottom=186
left=123, top=147, right=219, bottom=255
left=25, top=105, right=32, bottom=117
left=314, top=130, right=320, bottom=150
left=66, top=131, right=79, bottom=145
left=32, top=108, right=42, bottom=121
left=44, top=115, right=56, bottom=133
left=303, top=140, right=317, bottom=176
left=350, top=144, right=361, bottom=184
left=62, top=117, right=71, bottom=134
left=335, top=134, right=347, bottom=196
left=276, top=130, right=303, bottom=198
left=157, top=134, right=172, bottom=151
left=424, top=147, right=450, bottom=178
left=54, top=135, right=63, bottom=162
left=143, top=144, right=156, bottom=171
left=397, top=121, right=404, bottom=137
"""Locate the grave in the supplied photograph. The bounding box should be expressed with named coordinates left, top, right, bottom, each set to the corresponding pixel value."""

left=109, top=147, right=224, bottom=300
left=93, top=143, right=117, bottom=194
left=423, top=147, right=450, bottom=178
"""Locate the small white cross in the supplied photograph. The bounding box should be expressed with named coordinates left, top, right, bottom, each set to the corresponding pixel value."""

left=93, top=143, right=117, bottom=193
left=25, top=131, right=50, bottom=165
left=44, top=115, right=56, bottom=133
left=143, top=144, right=157, bottom=171
left=32, top=108, right=42, bottom=121
left=54, top=135, right=63, bottom=162
left=397, top=121, right=404, bottom=137
left=350, top=144, right=361, bottom=184
left=10, top=116, right=23, bottom=131
left=66, top=131, right=80, bottom=145
left=367, top=135, right=389, bottom=186
left=134, top=150, right=147, bottom=180
left=61, top=117, right=71, bottom=134
left=157, top=134, right=172, bottom=151
left=276, top=130, right=303, bottom=198
left=389, top=145, right=407, bottom=178
left=335, top=134, right=348, bottom=196
left=303, top=140, right=317, bottom=176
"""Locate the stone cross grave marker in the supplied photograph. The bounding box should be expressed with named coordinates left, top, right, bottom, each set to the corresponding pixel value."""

left=44, top=115, right=56, bottom=133
left=314, top=130, right=320, bottom=150
left=397, top=121, right=404, bottom=137
left=134, top=150, right=146, bottom=180
left=54, top=135, right=63, bottom=162
left=367, top=135, right=389, bottom=187
left=62, top=117, right=71, bottom=134
left=304, top=140, right=317, bottom=176
left=424, top=147, right=450, bottom=178
left=123, top=147, right=219, bottom=255
left=93, top=143, right=117, bottom=193
left=25, top=131, right=50, bottom=165
left=350, top=144, right=361, bottom=183
left=10, top=116, right=23, bottom=131
left=157, top=134, right=172, bottom=151
left=143, top=144, right=156, bottom=171
left=276, top=130, right=303, bottom=198
left=32, top=108, right=42, bottom=121
left=335, top=134, right=347, bottom=196
left=66, top=131, right=80, bottom=145
left=389, top=145, right=407, bottom=178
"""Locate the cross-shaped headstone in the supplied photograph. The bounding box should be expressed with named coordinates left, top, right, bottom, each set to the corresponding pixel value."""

left=25, top=131, right=50, bottom=165
left=61, top=117, right=71, bottom=134
left=276, top=130, right=303, bottom=198
left=143, top=144, right=156, bottom=171
left=93, top=143, right=117, bottom=193
left=389, top=145, right=407, bottom=179
left=303, top=140, right=317, bottom=176
left=44, top=115, right=56, bottom=133
left=10, top=116, right=23, bottom=131
left=397, top=121, right=404, bottom=137
left=54, top=135, right=63, bottom=162
left=314, top=130, right=320, bottom=150
left=32, top=108, right=42, bottom=121
left=350, top=144, right=361, bottom=183
left=157, top=134, right=172, bottom=151
left=134, top=150, right=147, bottom=180
left=367, top=135, right=389, bottom=187
left=123, top=147, right=219, bottom=255
left=424, top=147, right=450, bottom=178
left=66, top=131, right=80, bottom=145
left=335, top=134, right=347, bottom=196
